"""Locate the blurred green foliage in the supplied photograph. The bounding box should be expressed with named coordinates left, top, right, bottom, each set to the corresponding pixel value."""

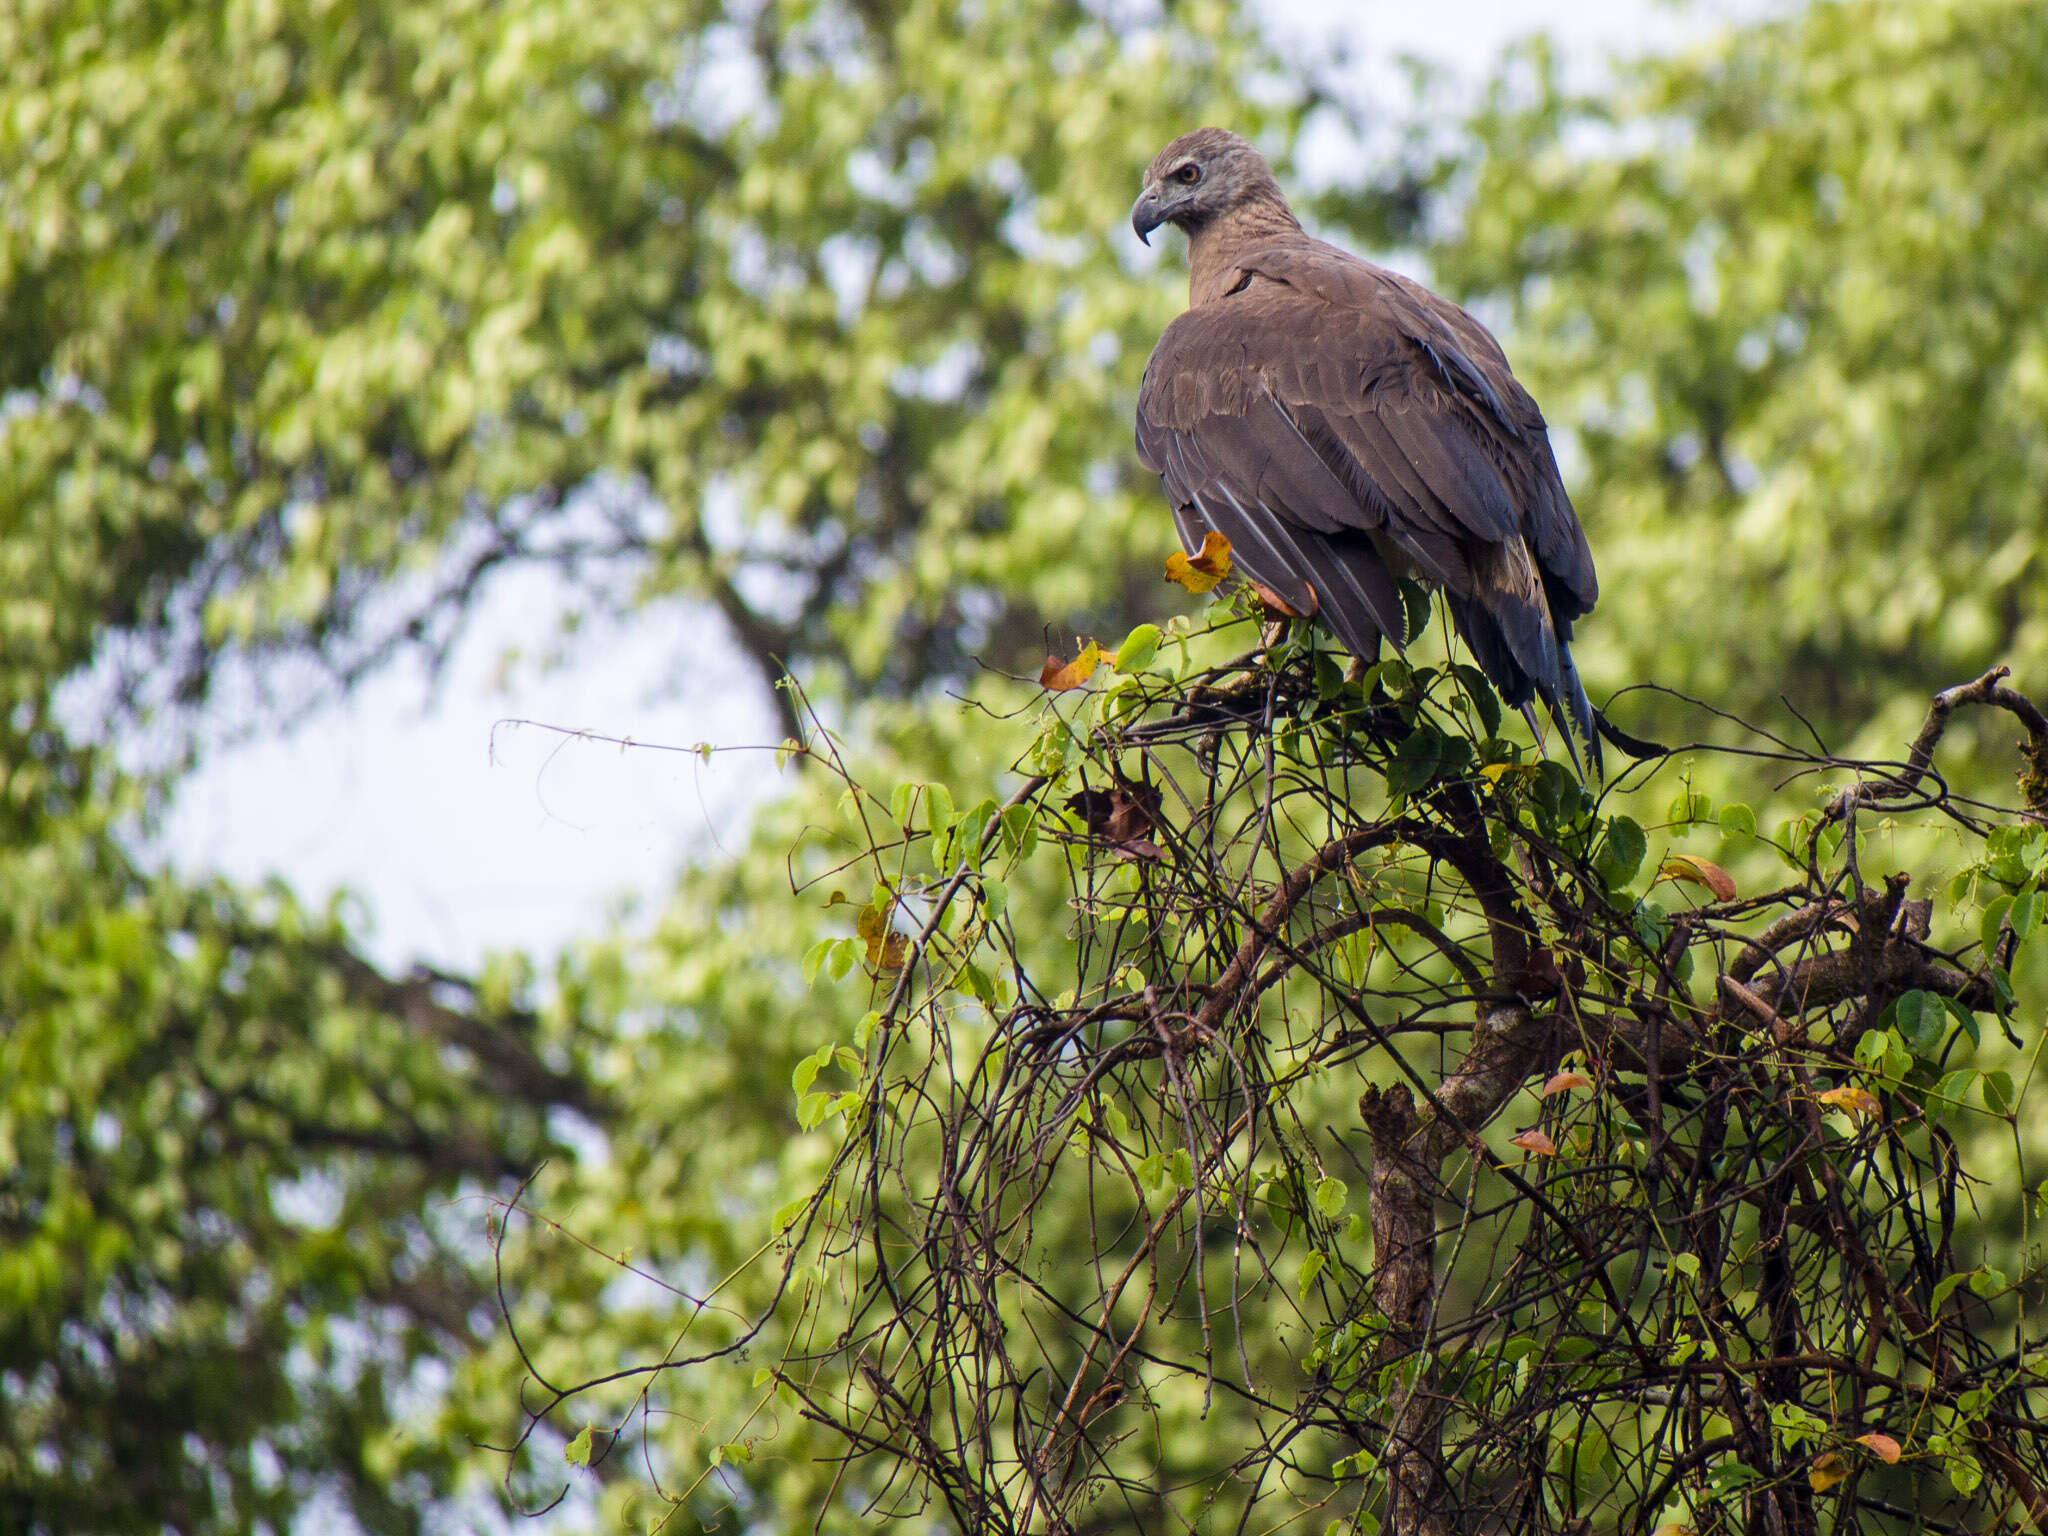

left=6, top=0, right=2048, bottom=1529
left=1392, top=0, right=2048, bottom=755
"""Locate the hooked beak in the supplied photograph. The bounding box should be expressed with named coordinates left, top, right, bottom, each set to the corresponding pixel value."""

left=1130, top=186, right=1164, bottom=246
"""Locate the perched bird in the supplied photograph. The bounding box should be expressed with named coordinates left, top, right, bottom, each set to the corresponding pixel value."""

left=1131, top=128, right=1600, bottom=771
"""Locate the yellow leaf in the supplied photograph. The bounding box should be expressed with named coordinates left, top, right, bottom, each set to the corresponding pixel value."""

left=1510, top=1128, right=1557, bottom=1156
left=1164, top=530, right=1232, bottom=594
left=1481, top=762, right=1541, bottom=786
left=1818, top=1085, right=1882, bottom=1122
left=1659, top=853, right=1738, bottom=901
left=1855, top=1432, right=1901, bottom=1463
left=1809, top=1452, right=1849, bottom=1492
left=1040, top=641, right=1105, bottom=692
left=1543, top=1071, right=1592, bottom=1097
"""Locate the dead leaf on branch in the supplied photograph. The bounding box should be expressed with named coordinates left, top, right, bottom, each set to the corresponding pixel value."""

left=1818, top=1084, right=1882, bottom=1122
left=1250, top=579, right=1316, bottom=621
left=1809, top=1452, right=1849, bottom=1493
left=1542, top=1071, right=1592, bottom=1097
left=1519, top=946, right=1568, bottom=996
left=1510, top=1128, right=1557, bottom=1157
left=1065, top=775, right=1165, bottom=862
left=1854, top=1432, right=1901, bottom=1464
left=1659, top=853, right=1738, bottom=901
left=858, top=901, right=910, bottom=970
left=1164, top=530, right=1232, bottom=594
left=1040, top=641, right=1106, bottom=692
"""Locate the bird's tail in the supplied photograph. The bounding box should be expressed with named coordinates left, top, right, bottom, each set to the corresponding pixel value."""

left=1537, top=643, right=1601, bottom=782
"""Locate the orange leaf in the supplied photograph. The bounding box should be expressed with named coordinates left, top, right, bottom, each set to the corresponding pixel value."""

left=1543, top=1071, right=1592, bottom=1097
left=1250, top=579, right=1316, bottom=621
left=1659, top=853, right=1737, bottom=901
left=1040, top=641, right=1105, bottom=692
left=1510, top=1128, right=1557, bottom=1156
left=1165, top=530, right=1233, bottom=594
left=1818, top=1085, right=1882, bottom=1122
left=1854, top=1432, right=1901, bottom=1464
left=1809, top=1452, right=1849, bottom=1493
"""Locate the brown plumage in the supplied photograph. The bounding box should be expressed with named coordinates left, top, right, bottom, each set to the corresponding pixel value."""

left=1131, top=128, right=1600, bottom=770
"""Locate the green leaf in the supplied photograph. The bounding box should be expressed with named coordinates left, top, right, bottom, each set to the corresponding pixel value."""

left=1113, top=623, right=1161, bottom=673
left=1931, top=1069, right=1976, bottom=1122
left=1135, top=1152, right=1165, bottom=1192
left=1931, top=1270, right=1976, bottom=1314
left=2013, top=891, right=2043, bottom=951
left=1982, top=894, right=2015, bottom=958
left=1453, top=664, right=1501, bottom=737
left=564, top=1426, right=594, bottom=1468
left=1946, top=996, right=1981, bottom=1047
left=1948, top=1452, right=1984, bottom=1498
left=924, top=782, right=955, bottom=840
left=1891, top=990, right=1946, bottom=1057
left=1386, top=725, right=1447, bottom=797
left=1298, top=1248, right=1326, bottom=1299
left=827, top=937, right=857, bottom=981
left=1984, top=1069, right=2015, bottom=1115
left=1313, top=1176, right=1346, bottom=1218
left=773, top=1195, right=812, bottom=1232
left=1667, top=789, right=1712, bottom=824
left=1397, top=579, right=1431, bottom=644
left=1718, top=802, right=1757, bottom=837
left=1594, top=815, right=1647, bottom=889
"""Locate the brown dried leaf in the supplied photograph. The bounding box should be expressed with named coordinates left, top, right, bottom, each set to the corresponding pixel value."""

left=857, top=902, right=910, bottom=970
left=1808, top=1452, right=1849, bottom=1493
left=1164, top=530, right=1233, bottom=594
left=1519, top=946, right=1565, bottom=996
left=1066, top=776, right=1166, bottom=861
left=1510, top=1128, right=1557, bottom=1157
left=1660, top=852, right=1738, bottom=901
left=1040, top=641, right=1106, bottom=692
left=1854, top=1432, right=1901, bottom=1464
left=1250, top=579, right=1316, bottom=621
left=1543, top=1071, right=1592, bottom=1097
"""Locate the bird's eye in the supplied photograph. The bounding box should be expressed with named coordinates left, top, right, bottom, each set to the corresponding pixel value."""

left=1173, top=163, right=1201, bottom=185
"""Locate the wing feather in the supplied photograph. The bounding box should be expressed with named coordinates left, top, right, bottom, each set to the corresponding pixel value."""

left=1135, top=242, right=1600, bottom=771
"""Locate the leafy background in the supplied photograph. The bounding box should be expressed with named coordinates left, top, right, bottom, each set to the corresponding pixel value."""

left=5, top=0, right=2047, bottom=1530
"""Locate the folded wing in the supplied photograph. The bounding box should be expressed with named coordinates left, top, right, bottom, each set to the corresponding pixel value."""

left=1135, top=255, right=1599, bottom=770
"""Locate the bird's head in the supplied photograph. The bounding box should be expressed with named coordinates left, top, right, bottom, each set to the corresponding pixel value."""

left=1131, top=128, right=1283, bottom=245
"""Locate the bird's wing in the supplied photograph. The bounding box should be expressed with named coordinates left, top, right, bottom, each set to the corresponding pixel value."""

left=1135, top=362, right=1408, bottom=655
left=1136, top=250, right=1597, bottom=748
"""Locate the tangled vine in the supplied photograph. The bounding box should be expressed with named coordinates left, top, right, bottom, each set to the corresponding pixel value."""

left=522, top=610, right=2048, bottom=1536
